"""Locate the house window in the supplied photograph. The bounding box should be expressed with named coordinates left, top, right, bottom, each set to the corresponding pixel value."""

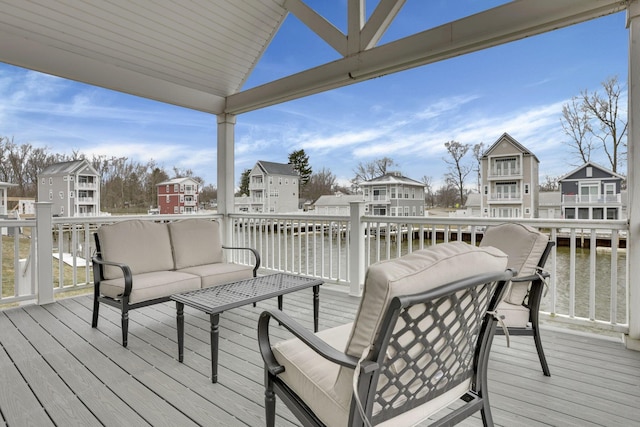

left=391, top=187, right=396, bottom=199
left=174, top=184, right=179, bottom=192
left=578, top=208, right=590, bottom=219
left=495, top=182, right=518, bottom=199
left=493, top=157, right=518, bottom=175
left=525, top=207, right=530, bottom=215
left=579, top=182, right=599, bottom=203
left=604, top=183, right=616, bottom=202
left=63, top=176, right=68, bottom=181
left=59, top=191, right=64, bottom=199
left=174, top=206, right=179, bottom=214
left=484, top=185, right=488, bottom=195
left=593, top=208, right=604, bottom=220
left=70, top=191, right=74, bottom=198
left=524, top=184, right=530, bottom=194
left=41, top=178, right=45, bottom=184
left=180, top=195, right=184, bottom=203
left=391, top=207, right=396, bottom=216
left=372, top=187, right=386, bottom=201
left=166, top=185, right=170, bottom=192
left=565, top=208, right=575, bottom=219
left=404, top=207, right=409, bottom=216
left=607, top=208, right=618, bottom=220
left=586, top=166, right=593, bottom=177
left=285, top=179, right=288, bottom=185
left=269, top=177, right=273, bottom=185
left=60, top=206, right=64, bottom=215
left=49, top=190, right=53, bottom=200
left=166, top=195, right=170, bottom=203
left=373, top=206, right=387, bottom=215
left=49, top=178, right=53, bottom=185
left=279, top=177, right=282, bottom=185
left=293, top=179, right=296, bottom=185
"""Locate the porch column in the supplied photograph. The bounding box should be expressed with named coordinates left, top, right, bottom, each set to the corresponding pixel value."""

left=626, top=2, right=640, bottom=349
left=35, top=202, right=54, bottom=305
left=349, top=201, right=365, bottom=296
left=217, top=113, right=236, bottom=245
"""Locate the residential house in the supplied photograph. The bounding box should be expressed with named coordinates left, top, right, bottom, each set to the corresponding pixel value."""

left=37, top=160, right=100, bottom=217
left=312, top=194, right=364, bottom=215
left=248, top=161, right=299, bottom=213
left=0, top=182, right=17, bottom=218
left=538, top=191, right=562, bottom=219
left=157, top=177, right=199, bottom=214
left=559, top=162, right=624, bottom=220
left=360, top=172, right=425, bottom=216
left=480, top=133, right=539, bottom=218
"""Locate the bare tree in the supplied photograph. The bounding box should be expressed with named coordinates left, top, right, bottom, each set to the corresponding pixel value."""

left=421, top=175, right=435, bottom=208
left=472, top=142, right=484, bottom=192
left=305, top=168, right=337, bottom=202
left=351, top=157, right=397, bottom=192
left=562, top=76, right=627, bottom=172
left=443, top=141, right=472, bottom=207
left=539, top=175, right=560, bottom=192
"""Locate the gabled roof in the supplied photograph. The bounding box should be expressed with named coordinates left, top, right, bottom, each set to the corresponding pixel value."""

left=482, top=132, right=539, bottom=162
left=361, top=173, right=425, bottom=187
left=558, top=161, right=625, bottom=182
left=157, top=177, right=200, bottom=186
left=313, top=194, right=364, bottom=207
left=39, top=160, right=99, bottom=176
left=255, top=161, right=298, bottom=176
left=0, top=2, right=625, bottom=115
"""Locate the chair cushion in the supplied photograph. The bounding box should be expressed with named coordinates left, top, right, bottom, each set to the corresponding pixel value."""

left=344, top=242, right=508, bottom=361
left=480, top=223, right=548, bottom=304
left=97, top=220, right=174, bottom=280
left=99, top=270, right=201, bottom=304
left=271, top=323, right=353, bottom=426
left=168, top=219, right=224, bottom=270
left=496, top=299, right=530, bottom=328
left=178, top=263, right=254, bottom=288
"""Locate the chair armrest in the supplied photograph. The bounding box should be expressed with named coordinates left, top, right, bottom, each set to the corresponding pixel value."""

left=222, top=245, right=261, bottom=276
left=91, top=257, right=133, bottom=297
left=258, top=309, right=366, bottom=377
left=512, top=270, right=550, bottom=283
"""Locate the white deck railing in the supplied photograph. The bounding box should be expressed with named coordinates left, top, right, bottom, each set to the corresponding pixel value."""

left=0, top=203, right=629, bottom=334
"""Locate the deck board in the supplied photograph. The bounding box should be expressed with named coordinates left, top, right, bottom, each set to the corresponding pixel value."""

left=0, top=286, right=639, bottom=426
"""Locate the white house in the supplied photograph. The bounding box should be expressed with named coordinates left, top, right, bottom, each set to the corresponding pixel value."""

left=38, top=160, right=101, bottom=217
left=360, top=172, right=425, bottom=216
left=248, top=161, right=300, bottom=213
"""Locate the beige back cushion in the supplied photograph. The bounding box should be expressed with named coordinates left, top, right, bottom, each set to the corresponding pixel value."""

left=168, top=219, right=224, bottom=270
left=97, top=220, right=174, bottom=280
left=344, top=242, right=508, bottom=360
left=479, top=223, right=548, bottom=304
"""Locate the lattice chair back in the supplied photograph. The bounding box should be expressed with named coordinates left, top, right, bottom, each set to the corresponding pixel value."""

left=360, top=270, right=510, bottom=426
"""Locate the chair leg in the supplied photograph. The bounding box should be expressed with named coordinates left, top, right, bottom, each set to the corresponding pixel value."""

left=265, top=376, right=276, bottom=427
left=92, top=292, right=100, bottom=328
left=480, top=400, right=494, bottom=427
left=121, top=299, right=129, bottom=347
left=532, top=325, right=551, bottom=376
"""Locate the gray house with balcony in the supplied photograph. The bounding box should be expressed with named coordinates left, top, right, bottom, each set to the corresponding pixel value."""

left=37, top=160, right=101, bottom=217
left=480, top=133, right=539, bottom=218
left=248, top=161, right=299, bottom=213
left=360, top=172, right=425, bottom=216
left=559, top=162, right=624, bottom=220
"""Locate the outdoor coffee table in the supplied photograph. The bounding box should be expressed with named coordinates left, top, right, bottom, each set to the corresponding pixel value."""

left=170, top=273, right=323, bottom=383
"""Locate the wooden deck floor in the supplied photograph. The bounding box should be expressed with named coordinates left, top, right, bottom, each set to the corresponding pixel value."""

left=1, top=286, right=639, bottom=427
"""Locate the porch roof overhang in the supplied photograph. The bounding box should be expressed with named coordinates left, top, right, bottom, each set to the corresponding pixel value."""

left=0, top=0, right=628, bottom=116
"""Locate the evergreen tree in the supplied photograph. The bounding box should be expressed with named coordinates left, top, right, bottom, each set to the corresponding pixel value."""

left=288, top=149, right=312, bottom=195
left=237, top=169, right=251, bottom=196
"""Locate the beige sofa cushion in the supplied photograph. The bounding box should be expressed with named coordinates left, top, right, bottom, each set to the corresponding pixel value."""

left=168, top=219, right=224, bottom=270
left=100, top=270, right=201, bottom=304
left=97, top=220, right=174, bottom=280
left=178, top=263, right=254, bottom=288
left=480, top=223, right=548, bottom=305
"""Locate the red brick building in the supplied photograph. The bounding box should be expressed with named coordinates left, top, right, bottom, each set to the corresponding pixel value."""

left=156, top=177, right=199, bottom=214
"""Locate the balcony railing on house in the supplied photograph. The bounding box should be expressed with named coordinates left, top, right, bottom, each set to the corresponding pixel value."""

left=563, top=194, right=623, bottom=204
left=488, top=193, right=522, bottom=201
left=488, top=168, right=522, bottom=177
left=0, top=203, right=629, bottom=336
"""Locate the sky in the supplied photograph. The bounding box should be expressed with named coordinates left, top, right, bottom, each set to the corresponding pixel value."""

left=0, top=1, right=630, bottom=191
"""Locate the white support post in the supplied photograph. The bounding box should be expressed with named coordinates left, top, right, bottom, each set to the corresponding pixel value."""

left=349, top=201, right=365, bottom=296
left=217, top=113, right=236, bottom=246
left=626, top=2, right=640, bottom=350
left=35, top=202, right=54, bottom=305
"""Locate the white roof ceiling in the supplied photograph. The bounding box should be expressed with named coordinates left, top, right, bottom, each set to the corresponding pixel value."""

left=0, top=0, right=627, bottom=115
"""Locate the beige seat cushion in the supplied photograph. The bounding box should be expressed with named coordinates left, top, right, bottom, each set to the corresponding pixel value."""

left=168, top=219, right=224, bottom=270
left=100, top=271, right=201, bottom=304
left=272, top=242, right=508, bottom=426
left=495, top=299, right=530, bottom=328
left=178, top=263, right=254, bottom=288
left=272, top=323, right=353, bottom=426
left=97, top=220, right=174, bottom=280
left=480, top=223, right=548, bottom=305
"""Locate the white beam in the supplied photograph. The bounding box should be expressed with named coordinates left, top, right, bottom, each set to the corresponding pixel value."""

left=227, top=0, right=626, bottom=114
left=284, top=0, right=348, bottom=56
left=360, top=0, right=406, bottom=50
left=347, top=0, right=364, bottom=55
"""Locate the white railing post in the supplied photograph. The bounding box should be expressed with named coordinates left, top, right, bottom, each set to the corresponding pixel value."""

left=35, top=202, right=54, bottom=305
left=626, top=2, right=640, bottom=349
left=349, top=201, right=365, bottom=296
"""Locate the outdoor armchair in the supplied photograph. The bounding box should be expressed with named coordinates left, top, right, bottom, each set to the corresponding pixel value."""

left=258, top=242, right=513, bottom=426
left=479, top=222, right=554, bottom=376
